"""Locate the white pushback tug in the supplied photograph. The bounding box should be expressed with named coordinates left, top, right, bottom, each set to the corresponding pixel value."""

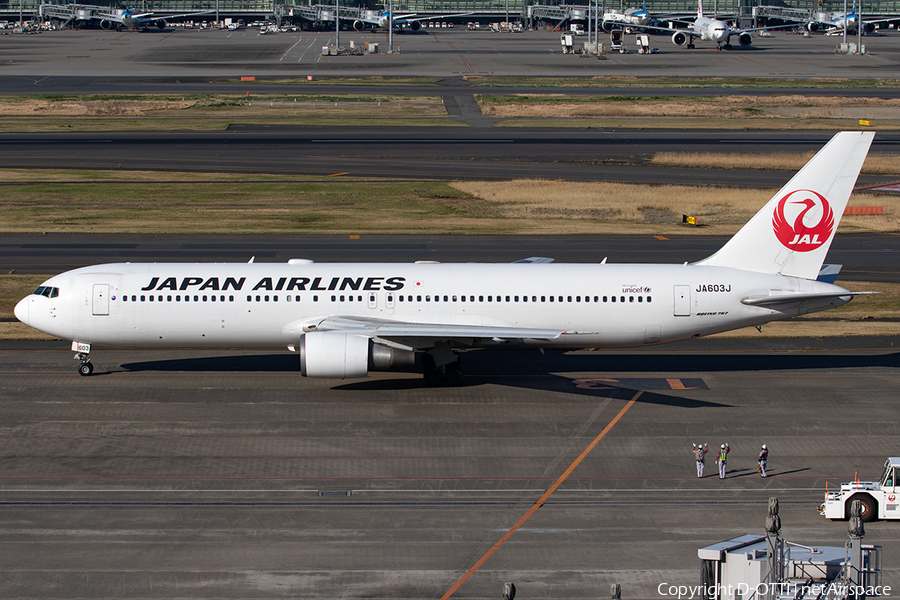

left=820, top=457, right=900, bottom=522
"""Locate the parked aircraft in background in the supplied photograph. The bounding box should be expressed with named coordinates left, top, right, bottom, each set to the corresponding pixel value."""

left=15, top=132, right=875, bottom=385
left=351, top=10, right=471, bottom=31
left=804, top=4, right=895, bottom=33
left=600, top=0, right=673, bottom=32
left=95, top=8, right=211, bottom=30
left=663, top=0, right=788, bottom=48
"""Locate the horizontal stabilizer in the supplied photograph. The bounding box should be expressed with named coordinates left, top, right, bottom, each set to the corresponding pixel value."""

left=741, top=290, right=877, bottom=306
left=816, top=264, right=842, bottom=284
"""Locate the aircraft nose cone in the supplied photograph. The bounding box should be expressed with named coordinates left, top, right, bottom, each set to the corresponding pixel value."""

left=14, top=297, right=29, bottom=325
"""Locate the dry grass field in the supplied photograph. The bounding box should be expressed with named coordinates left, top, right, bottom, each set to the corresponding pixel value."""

left=477, top=94, right=900, bottom=118
left=651, top=151, right=900, bottom=174
left=448, top=180, right=900, bottom=234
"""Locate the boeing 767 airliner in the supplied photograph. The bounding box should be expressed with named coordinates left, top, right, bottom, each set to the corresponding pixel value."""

left=15, top=132, right=875, bottom=385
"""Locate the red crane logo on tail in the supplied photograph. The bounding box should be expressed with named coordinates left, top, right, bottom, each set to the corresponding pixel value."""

left=772, top=189, right=834, bottom=252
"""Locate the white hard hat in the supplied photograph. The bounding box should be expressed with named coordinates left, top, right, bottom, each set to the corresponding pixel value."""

left=762, top=444, right=767, bottom=449
left=721, top=444, right=725, bottom=448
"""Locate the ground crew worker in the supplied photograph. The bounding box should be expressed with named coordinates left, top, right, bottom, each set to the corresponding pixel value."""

left=717, top=443, right=730, bottom=479
left=758, top=444, right=768, bottom=477
left=692, top=442, right=708, bottom=478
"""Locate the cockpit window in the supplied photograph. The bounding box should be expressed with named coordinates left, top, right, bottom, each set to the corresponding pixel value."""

left=32, top=286, right=59, bottom=298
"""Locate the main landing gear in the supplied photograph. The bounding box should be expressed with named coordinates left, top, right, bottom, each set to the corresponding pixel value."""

left=423, top=362, right=465, bottom=387
left=422, top=347, right=465, bottom=387
left=75, top=351, right=94, bottom=376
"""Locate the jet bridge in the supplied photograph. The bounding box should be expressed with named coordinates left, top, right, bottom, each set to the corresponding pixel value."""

left=698, top=499, right=883, bottom=600
left=38, top=3, right=106, bottom=28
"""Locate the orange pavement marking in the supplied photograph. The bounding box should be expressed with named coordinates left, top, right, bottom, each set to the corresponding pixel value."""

left=440, top=394, right=640, bottom=600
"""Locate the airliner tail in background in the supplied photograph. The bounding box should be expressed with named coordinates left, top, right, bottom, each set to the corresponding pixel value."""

left=15, top=132, right=876, bottom=385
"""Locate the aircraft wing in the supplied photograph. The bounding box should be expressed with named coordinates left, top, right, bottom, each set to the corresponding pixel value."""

left=289, top=315, right=565, bottom=347
left=512, top=257, right=554, bottom=264
left=154, top=10, right=214, bottom=20
left=396, top=12, right=472, bottom=24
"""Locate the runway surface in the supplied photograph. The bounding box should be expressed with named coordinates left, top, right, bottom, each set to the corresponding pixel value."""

left=1, top=336, right=898, bottom=598
left=2, top=129, right=900, bottom=184
left=4, top=232, right=900, bottom=283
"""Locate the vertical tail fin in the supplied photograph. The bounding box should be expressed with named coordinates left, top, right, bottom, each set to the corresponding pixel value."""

left=698, top=0, right=704, bottom=16
left=694, top=131, right=874, bottom=280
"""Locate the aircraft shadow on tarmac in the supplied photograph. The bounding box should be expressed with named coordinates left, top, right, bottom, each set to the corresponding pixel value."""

left=119, top=349, right=900, bottom=408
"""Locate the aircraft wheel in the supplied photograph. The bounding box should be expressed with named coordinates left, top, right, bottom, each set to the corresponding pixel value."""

left=446, top=368, right=465, bottom=387
left=78, top=362, right=94, bottom=376
left=849, top=494, right=877, bottom=522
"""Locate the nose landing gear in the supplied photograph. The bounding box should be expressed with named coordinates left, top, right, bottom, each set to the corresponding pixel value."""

left=72, top=341, right=94, bottom=376
left=77, top=358, right=94, bottom=376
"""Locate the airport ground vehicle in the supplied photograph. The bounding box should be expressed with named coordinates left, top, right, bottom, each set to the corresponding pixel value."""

left=820, top=457, right=900, bottom=522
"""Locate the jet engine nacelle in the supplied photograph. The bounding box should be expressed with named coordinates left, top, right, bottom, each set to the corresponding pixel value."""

left=806, top=21, right=819, bottom=32
left=738, top=32, right=752, bottom=46
left=298, top=331, right=416, bottom=378
left=408, top=20, right=421, bottom=31
left=863, top=22, right=875, bottom=32
left=155, top=19, right=166, bottom=29
left=100, top=19, right=113, bottom=29
left=602, top=19, right=615, bottom=31
left=671, top=31, right=688, bottom=45
left=352, top=19, right=365, bottom=30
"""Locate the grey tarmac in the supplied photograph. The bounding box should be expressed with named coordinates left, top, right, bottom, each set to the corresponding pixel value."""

left=0, top=337, right=898, bottom=598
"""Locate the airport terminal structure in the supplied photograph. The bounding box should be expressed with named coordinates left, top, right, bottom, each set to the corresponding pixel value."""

left=4, top=0, right=900, bottom=29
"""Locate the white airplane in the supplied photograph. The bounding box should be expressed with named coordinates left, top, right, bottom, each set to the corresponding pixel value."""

left=664, top=0, right=785, bottom=48
left=94, top=8, right=211, bottom=30
left=601, top=6, right=653, bottom=30
left=15, top=132, right=875, bottom=386
left=803, top=4, right=894, bottom=34
left=350, top=10, right=471, bottom=32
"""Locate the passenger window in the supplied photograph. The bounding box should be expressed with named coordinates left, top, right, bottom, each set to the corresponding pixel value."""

left=313, top=295, right=318, bottom=302
left=630, top=296, right=634, bottom=302
left=515, top=296, right=519, bottom=302
left=444, top=295, right=449, bottom=302
left=620, top=296, right=625, bottom=303
left=541, top=296, right=545, bottom=302
left=204, top=295, right=209, bottom=302
left=453, top=296, right=457, bottom=302
left=549, top=296, right=554, bottom=302
left=611, top=296, right=616, bottom=303
left=638, top=297, right=643, bottom=302
left=417, top=295, right=422, bottom=302
left=149, top=296, right=154, bottom=302
left=175, top=295, right=180, bottom=302
left=141, top=295, right=145, bottom=302
left=131, top=295, right=136, bottom=302
left=479, top=296, right=484, bottom=302
left=647, top=296, right=652, bottom=303
left=211, top=295, right=216, bottom=302
left=287, top=295, right=292, bottom=302
left=247, top=295, right=252, bottom=302
left=194, top=296, right=199, bottom=302
left=532, top=296, right=537, bottom=302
